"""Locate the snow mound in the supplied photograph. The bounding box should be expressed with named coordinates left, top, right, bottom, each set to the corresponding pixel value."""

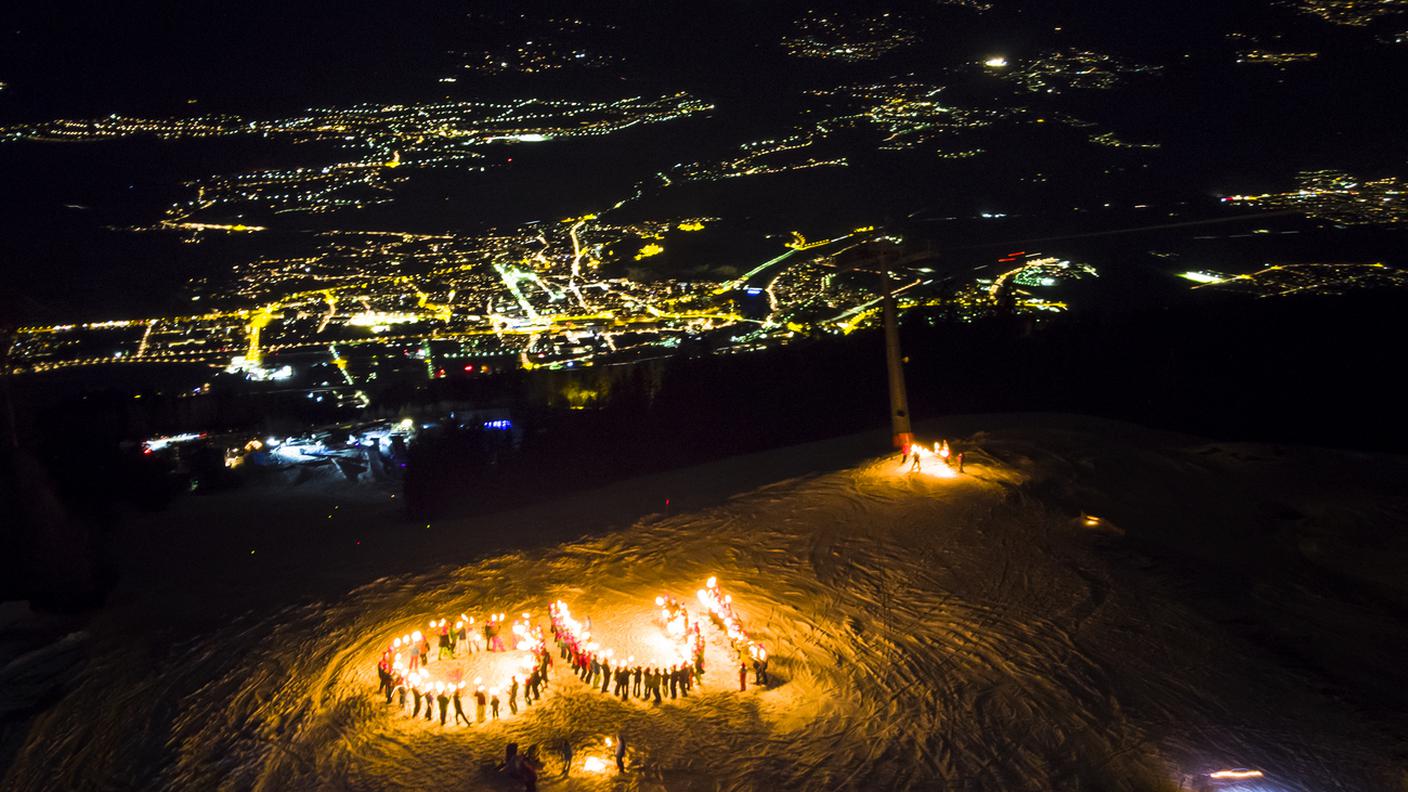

left=3, top=415, right=1405, bottom=791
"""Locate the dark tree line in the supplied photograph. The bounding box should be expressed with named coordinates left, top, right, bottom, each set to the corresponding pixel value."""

left=403, top=290, right=1404, bottom=519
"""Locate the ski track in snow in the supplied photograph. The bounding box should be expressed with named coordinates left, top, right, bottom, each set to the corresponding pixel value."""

left=4, top=420, right=1405, bottom=790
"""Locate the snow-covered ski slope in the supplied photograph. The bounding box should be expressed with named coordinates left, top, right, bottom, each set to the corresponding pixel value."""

left=4, top=415, right=1406, bottom=790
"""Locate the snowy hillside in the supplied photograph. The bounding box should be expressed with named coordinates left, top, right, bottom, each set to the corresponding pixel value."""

left=2, top=415, right=1405, bottom=790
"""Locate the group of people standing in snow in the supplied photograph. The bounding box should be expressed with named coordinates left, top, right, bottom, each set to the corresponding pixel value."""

left=550, top=600, right=707, bottom=705
left=695, top=578, right=770, bottom=690
left=900, top=438, right=964, bottom=473
left=374, top=612, right=551, bottom=728
left=374, top=583, right=774, bottom=733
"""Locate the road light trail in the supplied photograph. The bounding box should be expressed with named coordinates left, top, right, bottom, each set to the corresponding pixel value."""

left=316, top=292, right=338, bottom=334
left=715, top=249, right=797, bottom=294
left=825, top=277, right=923, bottom=331
left=329, top=345, right=354, bottom=385
left=493, top=263, right=541, bottom=322
left=136, top=319, right=157, bottom=358
left=568, top=217, right=590, bottom=284
left=245, top=307, right=278, bottom=366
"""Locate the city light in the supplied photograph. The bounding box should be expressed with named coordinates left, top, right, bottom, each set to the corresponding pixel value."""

left=1178, top=271, right=1228, bottom=284
left=1208, top=769, right=1264, bottom=780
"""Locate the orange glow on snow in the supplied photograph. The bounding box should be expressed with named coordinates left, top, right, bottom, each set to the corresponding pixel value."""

left=583, top=756, right=608, bottom=773
left=899, top=443, right=958, bottom=478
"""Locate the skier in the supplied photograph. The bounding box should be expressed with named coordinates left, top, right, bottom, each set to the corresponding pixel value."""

left=900, top=440, right=911, bottom=465
left=668, top=666, right=678, bottom=699
left=956, top=451, right=964, bottom=473
left=739, top=661, right=748, bottom=692
left=395, top=674, right=407, bottom=709
left=424, top=689, right=434, bottom=721
left=601, top=659, right=612, bottom=694
left=418, top=634, right=431, bottom=667
left=651, top=669, right=663, bottom=704
left=437, top=683, right=450, bottom=726
left=475, top=686, right=488, bottom=723
left=614, top=733, right=627, bottom=772
left=632, top=665, right=643, bottom=697
left=508, top=677, right=519, bottom=715
left=438, top=623, right=453, bottom=660
left=412, top=683, right=424, bottom=718
left=911, top=449, right=922, bottom=472
left=490, top=690, right=501, bottom=719
left=453, top=684, right=471, bottom=726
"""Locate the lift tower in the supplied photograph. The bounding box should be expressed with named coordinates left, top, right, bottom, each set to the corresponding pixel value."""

left=879, top=252, right=913, bottom=450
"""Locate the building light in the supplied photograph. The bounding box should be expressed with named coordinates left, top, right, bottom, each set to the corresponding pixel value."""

left=1178, top=271, right=1227, bottom=284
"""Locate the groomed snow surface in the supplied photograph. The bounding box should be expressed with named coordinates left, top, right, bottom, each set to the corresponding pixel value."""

left=3, top=414, right=1406, bottom=790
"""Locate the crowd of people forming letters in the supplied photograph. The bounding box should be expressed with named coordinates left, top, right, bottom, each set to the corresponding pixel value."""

left=373, top=577, right=771, bottom=729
